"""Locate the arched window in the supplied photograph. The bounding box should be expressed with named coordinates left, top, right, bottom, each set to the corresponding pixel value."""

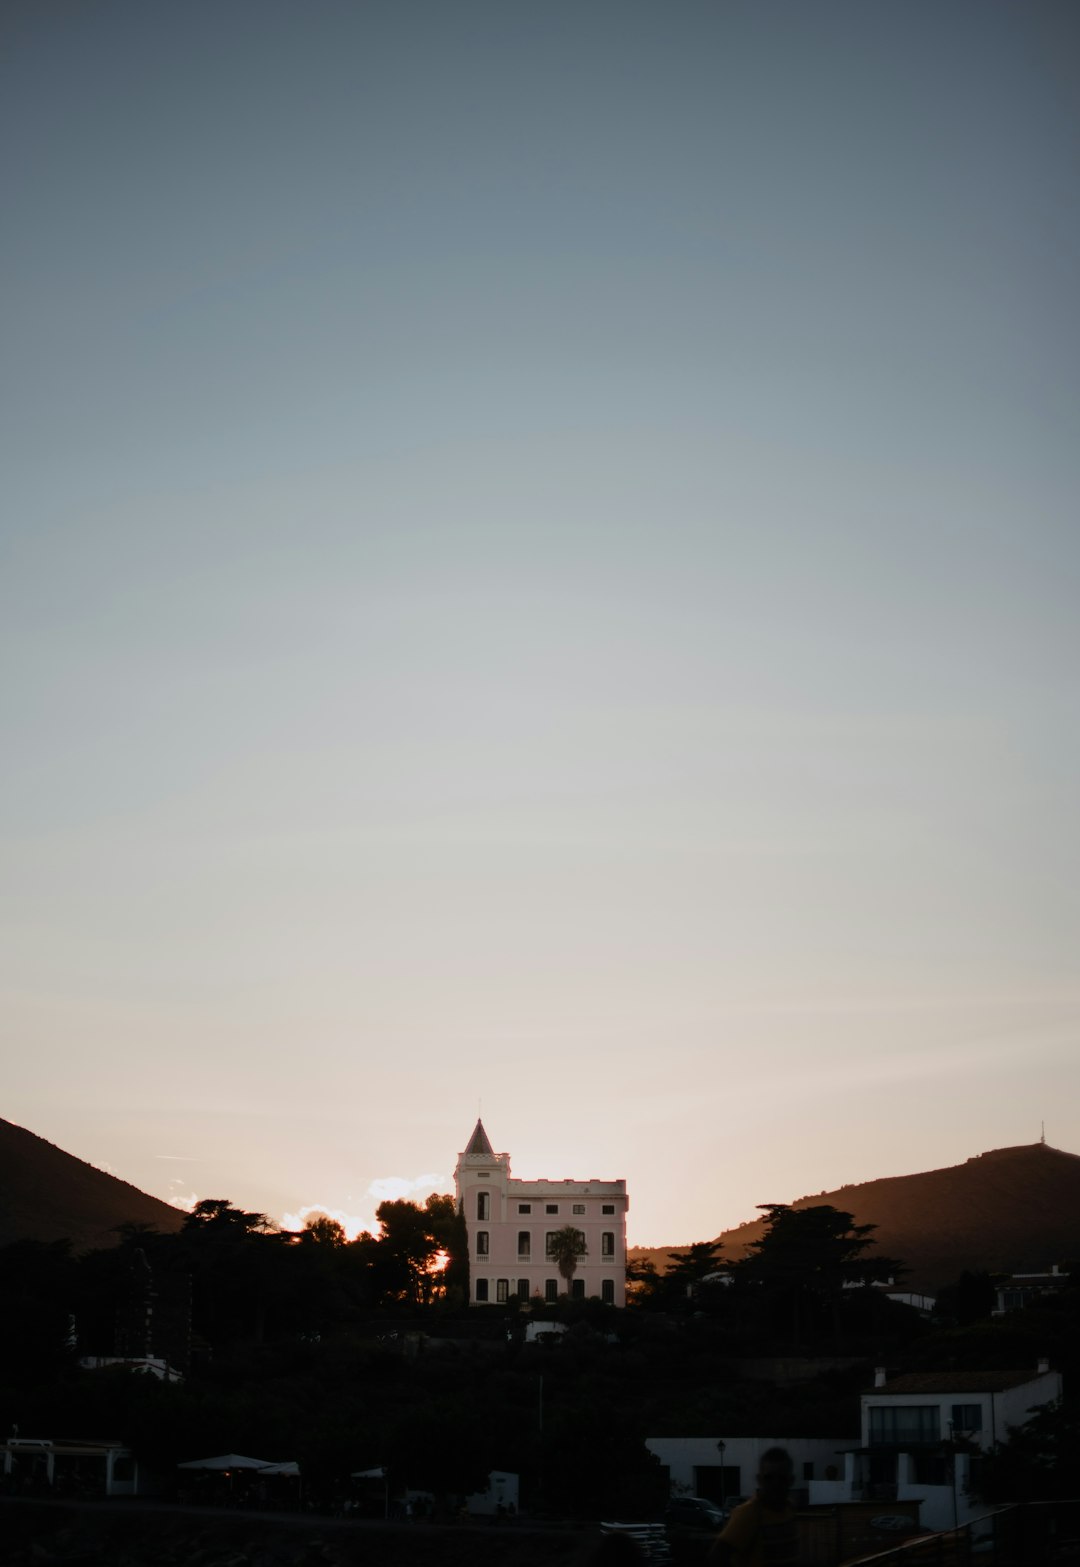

left=477, top=1192, right=490, bottom=1220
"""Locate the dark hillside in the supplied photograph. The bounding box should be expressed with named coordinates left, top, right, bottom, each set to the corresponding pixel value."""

left=0, top=1117, right=186, bottom=1252
left=632, top=1144, right=1080, bottom=1292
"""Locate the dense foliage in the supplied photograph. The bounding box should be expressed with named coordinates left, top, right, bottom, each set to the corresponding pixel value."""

left=1, top=1198, right=1076, bottom=1517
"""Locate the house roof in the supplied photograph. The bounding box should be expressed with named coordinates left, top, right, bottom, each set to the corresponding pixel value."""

left=464, top=1119, right=495, bottom=1158
left=868, top=1369, right=1052, bottom=1395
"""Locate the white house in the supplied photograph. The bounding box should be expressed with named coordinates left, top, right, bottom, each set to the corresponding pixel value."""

left=808, top=1361, right=1063, bottom=1531
left=993, top=1266, right=1070, bottom=1316
left=646, top=1435, right=854, bottom=1509
left=454, top=1120, right=628, bottom=1307
left=1, top=1438, right=142, bottom=1497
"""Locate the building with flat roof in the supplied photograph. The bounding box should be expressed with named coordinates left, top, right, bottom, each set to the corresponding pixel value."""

left=808, top=1361, right=1063, bottom=1531
left=454, top=1120, right=628, bottom=1306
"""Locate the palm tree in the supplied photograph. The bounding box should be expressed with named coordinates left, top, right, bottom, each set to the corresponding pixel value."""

left=547, top=1224, right=587, bottom=1286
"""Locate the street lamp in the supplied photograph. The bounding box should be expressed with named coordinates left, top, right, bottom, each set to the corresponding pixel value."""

left=716, top=1440, right=727, bottom=1514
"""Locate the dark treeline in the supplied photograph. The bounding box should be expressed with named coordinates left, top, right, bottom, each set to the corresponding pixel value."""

left=2, top=1200, right=1078, bottom=1515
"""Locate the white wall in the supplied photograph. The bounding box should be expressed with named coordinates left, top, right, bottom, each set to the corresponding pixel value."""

left=464, top=1470, right=519, bottom=1515
left=646, top=1436, right=855, bottom=1501
left=993, top=1372, right=1061, bottom=1439
left=860, top=1371, right=1062, bottom=1452
left=895, top=1453, right=981, bottom=1532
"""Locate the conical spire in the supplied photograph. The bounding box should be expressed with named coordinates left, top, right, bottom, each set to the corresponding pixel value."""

left=464, top=1118, right=494, bottom=1158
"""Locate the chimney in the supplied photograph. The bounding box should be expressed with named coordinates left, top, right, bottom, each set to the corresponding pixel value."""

left=1037, top=1357, right=1050, bottom=1375
left=874, top=1366, right=887, bottom=1388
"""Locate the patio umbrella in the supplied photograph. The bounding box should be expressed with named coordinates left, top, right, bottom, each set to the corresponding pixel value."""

left=177, top=1454, right=273, bottom=1471
left=258, top=1461, right=301, bottom=1477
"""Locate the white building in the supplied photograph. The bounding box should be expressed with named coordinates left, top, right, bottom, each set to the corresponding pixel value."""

left=1, top=1438, right=142, bottom=1497
left=809, top=1362, right=1063, bottom=1531
left=454, top=1120, right=628, bottom=1307
left=646, top=1435, right=853, bottom=1508
left=79, top=1354, right=182, bottom=1383
left=464, top=1469, right=520, bottom=1515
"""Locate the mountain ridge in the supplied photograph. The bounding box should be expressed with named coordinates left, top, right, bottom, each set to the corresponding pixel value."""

left=5, top=1118, right=1080, bottom=1288
left=630, top=1142, right=1080, bottom=1292
left=0, top=1116, right=187, bottom=1252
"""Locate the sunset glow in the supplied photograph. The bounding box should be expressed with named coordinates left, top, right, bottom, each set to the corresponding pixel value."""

left=2, top=3, right=1077, bottom=1247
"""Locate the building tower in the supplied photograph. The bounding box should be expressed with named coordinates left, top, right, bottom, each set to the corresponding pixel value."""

left=453, top=1119, right=629, bottom=1307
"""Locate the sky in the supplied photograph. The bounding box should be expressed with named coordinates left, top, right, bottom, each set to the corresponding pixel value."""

left=2, top=1, right=1078, bottom=1248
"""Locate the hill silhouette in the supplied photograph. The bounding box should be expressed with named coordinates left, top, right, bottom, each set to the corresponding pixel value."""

left=632, top=1144, right=1080, bottom=1292
left=0, top=1117, right=186, bottom=1252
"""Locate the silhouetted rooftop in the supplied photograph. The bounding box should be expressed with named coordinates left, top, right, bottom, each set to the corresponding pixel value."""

left=870, top=1369, right=1052, bottom=1394
left=464, top=1119, right=495, bottom=1158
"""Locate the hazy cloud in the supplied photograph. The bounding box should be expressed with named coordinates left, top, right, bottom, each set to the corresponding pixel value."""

left=367, top=1173, right=445, bottom=1203
left=166, top=1178, right=199, bottom=1211
left=280, top=1174, right=447, bottom=1241
left=280, top=1203, right=372, bottom=1239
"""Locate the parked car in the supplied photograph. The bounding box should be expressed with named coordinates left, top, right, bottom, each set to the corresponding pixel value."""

left=664, top=1496, right=727, bottom=1533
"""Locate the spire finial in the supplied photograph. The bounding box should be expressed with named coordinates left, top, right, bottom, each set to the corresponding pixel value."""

left=464, top=1118, right=495, bottom=1158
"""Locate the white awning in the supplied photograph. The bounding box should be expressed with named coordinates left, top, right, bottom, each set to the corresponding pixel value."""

left=177, top=1453, right=272, bottom=1471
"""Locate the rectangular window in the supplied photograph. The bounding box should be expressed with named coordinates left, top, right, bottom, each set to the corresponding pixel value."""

left=475, top=1279, right=489, bottom=1302
left=572, top=1203, right=585, bottom=1215
left=477, top=1193, right=490, bottom=1220
left=602, top=1203, right=615, bottom=1214
left=545, top=1232, right=556, bottom=1256
left=869, top=1406, right=941, bottom=1447
left=518, top=1231, right=531, bottom=1258
left=571, top=1278, right=585, bottom=1299
left=546, top=1204, right=558, bottom=1214
left=601, top=1232, right=615, bottom=1256
left=476, top=1230, right=489, bottom=1256
left=545, top=1278, right=558, bottom=1302
left=496, top=1279, right=509, bottom=1304
left=518, top=1279, right=530, bottom=1300
left=518, top=1203, right=532, bottom=1214
left=601, top=1278, right=614, bottom=1304
left=951, top=1404, right=982, bottom=1434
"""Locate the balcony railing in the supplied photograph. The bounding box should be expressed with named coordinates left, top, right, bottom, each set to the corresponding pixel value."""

left=838, top=1501, right=1080, bottom=1566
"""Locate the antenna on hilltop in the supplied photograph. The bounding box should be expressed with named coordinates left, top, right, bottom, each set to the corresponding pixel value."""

left=1041, top=1121, right=1046, bottom=1145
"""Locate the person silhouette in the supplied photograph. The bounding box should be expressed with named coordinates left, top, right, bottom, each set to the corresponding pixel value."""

left=709, top=1448, right=797, bottom=1566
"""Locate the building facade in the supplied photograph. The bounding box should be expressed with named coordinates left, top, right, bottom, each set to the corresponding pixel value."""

left=454, top=1120, right=628, bottom=1306
left=646, top=1434, right=854, bottom=1509
left=808, top=1362, right=1063, bottom=1531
